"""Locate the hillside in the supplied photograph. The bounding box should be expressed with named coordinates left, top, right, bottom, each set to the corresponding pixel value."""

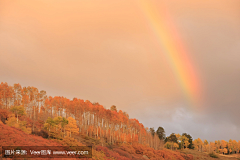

left=2, top=82, right=239, bottom=160
left=0, top=122, right=62, bottom=147
left=180, top=149, right=240, bottom=160
left=0, top=122, right=194, bottom=160
left=3, top=82, right=239, bottom=160
left=0, top=82, right=180, bottom=151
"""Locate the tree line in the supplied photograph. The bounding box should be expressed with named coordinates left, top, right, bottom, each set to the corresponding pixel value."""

left=192, top=138, right=240, bottom=155
left=1, top=82, right=239, bottom=154
left=0, top=82, right=164, bottom=149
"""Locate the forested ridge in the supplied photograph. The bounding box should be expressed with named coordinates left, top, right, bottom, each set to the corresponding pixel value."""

left=0, top=82, right=163, bottom=147
left=0, top=82, right=239, bottom=159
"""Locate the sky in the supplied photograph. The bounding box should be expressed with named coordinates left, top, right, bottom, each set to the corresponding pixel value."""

left=0, top=0, right=240, bottom=142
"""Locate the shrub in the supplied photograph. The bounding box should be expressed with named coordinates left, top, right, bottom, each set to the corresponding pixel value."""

left=59, top=136, right=83, bottom=146
left=32, top=130, right=49, bottom=138
left=132, top=144, right=144, bottom=154
left=209, top=152, right=218, bottom=158
left=84, top=136, right=89, bottom=140
left=113, top=148, right=132, bottom=158
left=96, top=146, right=130, bottom=160
left=0, top=109, right=10, bottom=124
left=120, top=144, right=135, bottom=154
left=92, top=149, right=107, bottom=160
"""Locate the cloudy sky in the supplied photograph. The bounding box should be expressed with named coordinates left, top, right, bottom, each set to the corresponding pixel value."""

left=1, top=0, right=240, bottom=141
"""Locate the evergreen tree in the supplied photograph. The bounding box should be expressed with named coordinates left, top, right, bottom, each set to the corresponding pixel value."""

left=150, top=127, right=155, bottom=137
left=156, top=127, right=166, bottom=140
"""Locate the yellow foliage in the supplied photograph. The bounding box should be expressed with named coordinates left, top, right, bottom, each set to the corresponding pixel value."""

left=92, top=149, right=106, bottom=160
left=59, top=136, right=83, bottom=146
left=184, top=140, right=190, bottom=148
left=6, top=114, right=17, bottom=126
left=66, top=117, right=79, bottom=137
left=6, top=114, right=31, bottom=134
left=164, top=142, right=179, bottom=150
left=173, top=143, right=179, bottom=149
left=175, top=133, right=181, bottom=142
left=223, top=148, right=228, bottom=154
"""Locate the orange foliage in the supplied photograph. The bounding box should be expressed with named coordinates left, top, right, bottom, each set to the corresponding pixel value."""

left=0, top=123, right=62, bottom=148
left=96, top=146, right=130, bottom=160
left=0, top=82, right=195, bottom=160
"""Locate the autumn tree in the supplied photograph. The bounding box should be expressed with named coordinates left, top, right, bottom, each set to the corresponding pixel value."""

left=221, top=140, right=227, bottom=151
left=44, top=117, right=54, bottom=133
left=49, top=116, right=64, bottom=139
left=61, top=117, right=68, bottom=138
left=6, top=114, right=18, bottom=127
left=175, top=134, right=189, bottom=150
left=6, top=113, right=31, bottom=134
left=65, top=117, right=79, bottom=137
left=164, top=141, right=179, bottom=150
left=193, top=138, right=204, bottom=152
left=110, top=105, right=117, bottom=112
left=10, top=106, right=25, bottom=123
left=237, top=141, right=240, bottom=153
left=228, top=139, right=233, bottom=154
left=165, top=133, right=178, bottom=150
left=175, top=133, right=181, bottom=143
left=232, top=140, right=238, bottom=154
left=13, top=83, right=22, bottom=106
left=198, top=138, right=204, bottom=152
left=0, top=82, right=12, bottom=108
left=181, top=135, right=189, bottom=149
left=193, top=139, right=198, bottom=150
left=203, top=140, right=209, bottom=152
left=182, top=133, right=193, bottom=149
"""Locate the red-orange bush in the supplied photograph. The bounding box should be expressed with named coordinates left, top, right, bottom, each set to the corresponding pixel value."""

left=120, top=144, right=135, bottom=154
left=0, top=123, right=62, bottom=147
left=96, top=146, right=130, bottom=160
left=113, top=148, right=132, bottom=159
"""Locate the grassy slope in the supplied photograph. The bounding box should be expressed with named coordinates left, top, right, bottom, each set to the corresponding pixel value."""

left=180, top=149, right=240, bottom=160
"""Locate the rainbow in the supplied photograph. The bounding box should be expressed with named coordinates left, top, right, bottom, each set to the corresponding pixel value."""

left=138, top=0, right=201, bottom=107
